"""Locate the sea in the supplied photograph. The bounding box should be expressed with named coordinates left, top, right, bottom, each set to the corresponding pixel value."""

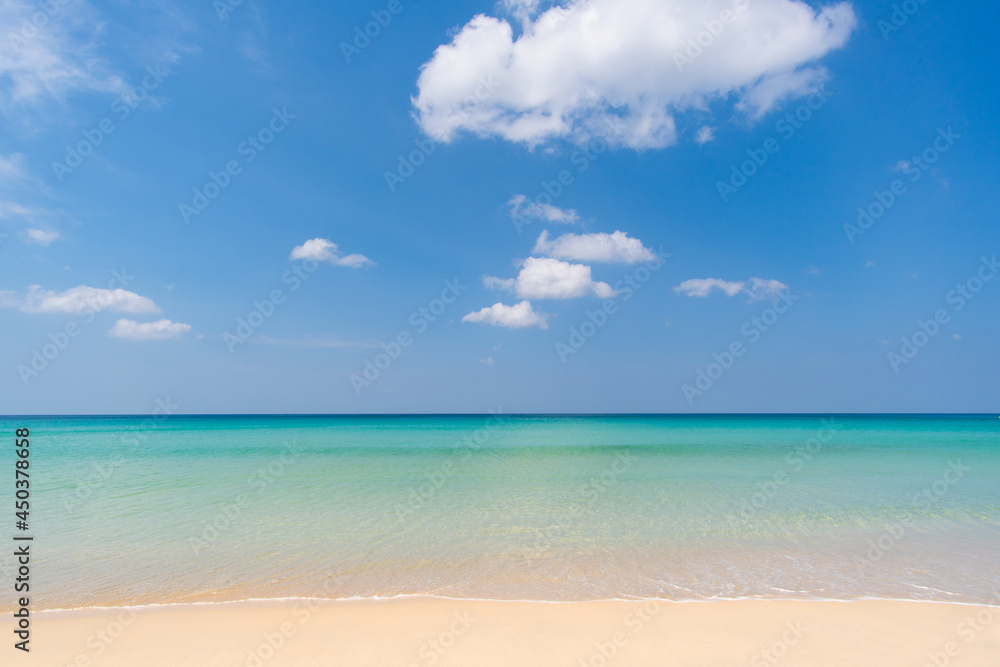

left=5, top=414, right=998, bottom=610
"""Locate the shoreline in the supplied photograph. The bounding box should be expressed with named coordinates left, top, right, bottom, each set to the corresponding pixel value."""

left=26, top=592, right=1000, bottom=615
left=25, top=597, right=1000, bottom=666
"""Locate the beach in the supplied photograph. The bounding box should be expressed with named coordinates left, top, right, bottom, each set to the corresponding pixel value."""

left=7, top=414, right=999, bottom=664
left=30, top=597, right=1000, bottom=666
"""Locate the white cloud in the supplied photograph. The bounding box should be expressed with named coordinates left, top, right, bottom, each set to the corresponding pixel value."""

left=674, top=278, right=746, bottom=298
left=479, top=356, right=496, bottom=365
left=533, top=229, right=655, bottom=264
left=289, top=238, right=374, bottom=268
left=25, top=228, right=61, bottom=246
left=674, top=277, right=789, bottom=301
left=508, top=194, right=579, bottom=224
left=485, top=256, right=615, bottom=300
left=108, top=318, right=191, bottom=340
left=462, top=300, right=548, bottom=329
left=0, top=285, right=160, bottom=314
left=695, top=126, right=716, bottom=145
left=413, top=0, right=856, bottom=149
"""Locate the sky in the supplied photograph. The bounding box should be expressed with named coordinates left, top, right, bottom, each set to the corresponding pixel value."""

left=0, top=0, right=998, bottom=414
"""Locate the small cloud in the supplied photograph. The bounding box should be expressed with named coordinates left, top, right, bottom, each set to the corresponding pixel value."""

left=664, top=320, right=671, bottom=327
left=673, top=278, right=745, bottom=298
left=25, top=228, right=61, bottom=246
left=953, top=334, right=961, bottom=340
left=877, top=338, right=890, bottom=345
left=289, top=238, right=374, bottom=268
left=695, top=126, right=715, bottom=145
left=479, top=356, right=496, bottom=365
left=533, top=230, right=656, bottom=264
left=108, top=319, right=191, bottom=340
left=865, top=261, right=875, bottom=268
left=894, top=160, right=911, bottom=172
left=508, top=195, right=579, bottom=225
left=804, top=266, right=821, bottom=275
left=674, top=277, right=789, bottom=302
left=462, top=300, right=548, bottom=329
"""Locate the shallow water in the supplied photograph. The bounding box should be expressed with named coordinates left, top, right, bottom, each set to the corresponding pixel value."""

left=5, top=414, right=999, bottom=609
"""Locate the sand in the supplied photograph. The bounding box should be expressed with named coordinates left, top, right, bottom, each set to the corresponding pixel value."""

left=18, top=597, right=1000, bottom=666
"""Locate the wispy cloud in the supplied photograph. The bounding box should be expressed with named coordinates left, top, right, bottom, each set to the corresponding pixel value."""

left=509, top=195, right=579, bottom=225
left=0, top=285, right=160, bottom=314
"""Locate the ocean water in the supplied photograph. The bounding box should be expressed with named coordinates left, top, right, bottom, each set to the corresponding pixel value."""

left=3, top=414, right=999, bottom=610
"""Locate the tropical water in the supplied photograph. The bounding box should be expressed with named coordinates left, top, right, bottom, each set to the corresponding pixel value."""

left=3, top=414, right=998, bottom=610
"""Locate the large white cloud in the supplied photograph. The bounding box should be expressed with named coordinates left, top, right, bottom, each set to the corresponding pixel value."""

left=108, top=318, right=191, bottom=340
left=462, top=300, right=548, bottom=329
left=674, top=277, right=788, bottom=300
left=413, top=0, right=856, bottom=149
left=0, top=285, right=161, bottom=314
left=485, top=256, right=615, bottom=300
left=533, top=230, right=655, bottom=264
left=289, top=238, right=374, bottom=268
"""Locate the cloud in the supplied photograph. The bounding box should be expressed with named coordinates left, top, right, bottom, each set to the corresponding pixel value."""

left=0, top=0, right=127, bottom=107
left=413, top=0, right=856, bottom=149
left=289, top=238, right=374, bottom=268
left=695, top=126, right=716, bottom=145
left=479, top=356, right=496, bottom=365
left=485, top=256, right=615, bottom=299
left=462, top=300, right=548, bottom=329
left=674, top=278, right=746, bottom=298
left=533, top=230, right=655, bottom=264
left=108, top=319, right=191, bottom=340
left=674, top=277, right=789, bottom=301
left=0, top=285, right=160, bottom=314
left=25, top=228, right=61, bottom=246
left=509, top=194, right=579, bottom=224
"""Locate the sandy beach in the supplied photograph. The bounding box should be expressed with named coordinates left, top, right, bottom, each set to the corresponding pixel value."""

left=22, top=597, right=1000, bottom=666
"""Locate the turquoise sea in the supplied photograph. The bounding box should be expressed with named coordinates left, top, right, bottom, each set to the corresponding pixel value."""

left=4, top=414, right=999, bottom=610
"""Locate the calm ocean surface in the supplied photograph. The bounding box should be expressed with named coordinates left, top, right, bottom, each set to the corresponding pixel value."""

left=4, top=414, right=998, bottom=610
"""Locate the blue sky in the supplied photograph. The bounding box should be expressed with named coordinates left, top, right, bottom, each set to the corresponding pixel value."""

left=0, top=0, right=997, bottom=414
